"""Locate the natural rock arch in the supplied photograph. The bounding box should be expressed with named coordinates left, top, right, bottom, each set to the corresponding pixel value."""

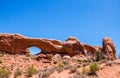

left=0, top=34, right=84, bottom=55
left=28, top=46, right=41, bottom=55
left=0, top=34, right=116, bottom=60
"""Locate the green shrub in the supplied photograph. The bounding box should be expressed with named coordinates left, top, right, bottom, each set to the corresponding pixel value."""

left=25, top=65, right=38, bottom=77
left=25, top=53, right=31, bottom=57
left=14, top=68, right=22, bottom=78
left=82, top=60, right=88, bottom=62
left=0, top=67, right=10, bottom=78
left=58, top=63, right=65, bottom=68
left=77, top=59, right=82, bottom=62
left=89, top=63, right=99, bottom=75
left=94, top=50, right=105, bottom=61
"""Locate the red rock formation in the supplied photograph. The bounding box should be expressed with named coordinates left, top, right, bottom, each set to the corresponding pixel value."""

left=82, top=43, right=96, bottom=53
left=61, top=37, right=85, bottom=55
left=0, top=34, right=62, bottom=54
left=0, top=34, right=85, bottom=56
left=102, top=37, right=116, bottom=60
left=0, top=34, right=116, bottom=60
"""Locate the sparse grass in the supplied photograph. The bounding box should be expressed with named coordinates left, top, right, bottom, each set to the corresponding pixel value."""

left=82, top=67, right=89, bottom=75
left=56, top=63, right=69, bottom=73
left=62, top=60, right=69, bottom=65
left=0, top=54, right=4, bottom=57
left=69, top=66, right=77, bottom=73
left=0, top=66, right=11, bottom=78
left=82, top=60, right=89, bottom=62
left=88, top=63, right=99, bottom=75
left=52, top=54, right=62, bottom=64
left=38, top=66, right=56, bottom=78
left=77, top=59, right=82, bottom=62
left=58, top=63, right=65, bottom=68
left=70, top=71, right=86, bottom=78
left=82, top=63, right=99, bottom=76
left=94, top=50, right=105, bottom=62
left=0, top=60, right=2, bottom=64
left=25, top=53, right=31, bottom=57
left=106, top=61, right=112, bottom=66
left=10, top=65, right=14, bottom=71
left=25, top=65, right=38, bottom=77
left=14, top=68, right=22, bottom=78
left=30, top=55, right=38, bottom=60
left=22, top=57, right=29, bottom=61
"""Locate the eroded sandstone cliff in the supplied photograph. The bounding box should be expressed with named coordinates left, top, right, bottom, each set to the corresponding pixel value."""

left=0, top=34, right=116, bottom=60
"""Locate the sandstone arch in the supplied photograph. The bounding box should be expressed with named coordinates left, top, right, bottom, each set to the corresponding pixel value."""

left=0, top=34, right=62, bottom=54
left=27, top=46, right=41, bottom=55
left=0, top=34, right=85, bottom=55
left=0, top=34, right=116, bottom=60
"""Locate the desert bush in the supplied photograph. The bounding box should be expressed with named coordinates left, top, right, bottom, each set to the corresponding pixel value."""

left=89, top=63, right=99, bottom=75
left=70, top=71, right=86, bottom=78
left=38, top=67, right=56, bottom=78
left=0, top=60, right=2, bottom=64
left=76, top=59, right=82, bottom=62
left=0, top=67, right=11, bottom=78
left=25, top=53, right=31, bottom=57
left=82, top=60, right=89, bottom=62
left=22, top=57, right=29, bottom=61
left=82, top=63, right=99, bottom=76
left=52, top=54, right=62, bottom=64
left=62, top=59, right=69, bottom=65
left=14, top=68, right=22, bottom=78
left=0, top=54, right=4, bottom=57
left=94, top=50, right=105, bottom=62
left=82, top=67, right=89, bottom=75
left=106, top=61, right=112, bottom=66
left=58, top=63, right=65, bottom=68
left=63, top=65, right=72, bottom=70
left=56, top=63, right=67, bottom=73
left=30, top=55, right=38, bottom=60
left=25, top=65, right=38, bottom=77
left=69, top=66, right=77, bottom=73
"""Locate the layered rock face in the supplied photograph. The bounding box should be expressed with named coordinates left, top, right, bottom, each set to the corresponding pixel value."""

left=102, top=37, right=116, bottom=60
left=0, top=34, right=116, bottom=60
left=0, top=34, right=63, bottom=54
left=0, top=34, right=85, bottom=56
left=61, top=37, right=85, bottom=55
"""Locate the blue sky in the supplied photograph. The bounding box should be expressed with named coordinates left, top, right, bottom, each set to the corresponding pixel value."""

left=0, top=0, right=120, bottom=55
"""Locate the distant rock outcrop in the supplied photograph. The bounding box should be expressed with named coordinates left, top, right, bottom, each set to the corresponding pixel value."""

left=82, top=43, right=96, bottom=54
left=102, top=37, right=116, bottom=60
left=61, top=37, right=85, bottom=55
left=0, top=34, right=116, bottom=60
left=0, top=34, right=85, bottom=56
left=0, top=34, right=62, bottom=54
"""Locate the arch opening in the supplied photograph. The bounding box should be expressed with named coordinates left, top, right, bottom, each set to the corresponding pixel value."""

left=28, top=46, right=41, bottom=55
